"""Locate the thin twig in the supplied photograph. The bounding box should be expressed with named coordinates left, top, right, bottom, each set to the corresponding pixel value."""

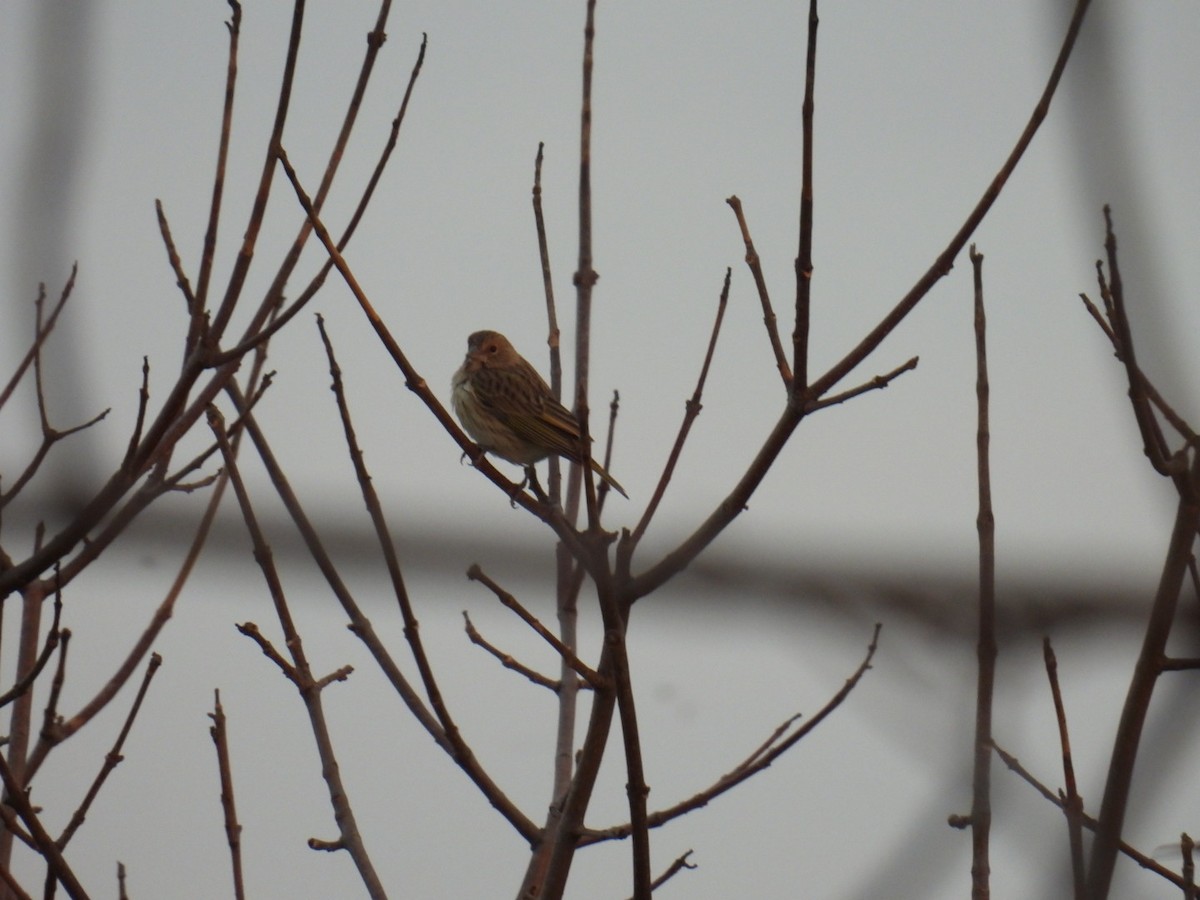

left=1097, top=207, right=1181, bottom=476
left=58, top=654, right=163, bottom=848
left=726, top=196, right=791, bottom=386
left=0, top=590, right=62, bottom=710
left=532, top=142, right=564, bottom=500
left=1086, top=213, right=1200, bottom=895
left=209, top=408, right=386, bottom=898
left=0, top=863, right=33, bottom=900
left=624, top=269, right=731, bottom=555
left=462, top=613, right=562, bottom=692
left=624, top=849, right=696, bottom=899
left=0, top=754, right=88, bottom=899
left=1182, top=833, right=1196, bottom=900
left=1043, top=638, right=1085, bottom=899
left=1078, top=291, right=1194, bottom=442
left=0, top=269, right=77, bottom=412
left=154, top=201, right=199, bottom=337
left=216, top=31, right=427, bottom=367
left=209, top=690, right=245, bottom=900
left=806, top=356, right=919, bottom=412
left=583, top=624, right=881, bottom=844
left=993, top=742, right=1187, bottom=891
left=310, top=319, right=538, bottom=840
left=206, top=0, right=306, bottom=343
left=793, top=0, right=818, bottom=393
left=192, top=0, right=242, bottom=343
left=569, top=0, right=604, bottom=533
left=807, top=0, right=1094, bottom=402
left=467, top=565, right=605, bottom=690
left=224, top=382, right=538, bottom=842
left=968, top=245, right=995, bottom=900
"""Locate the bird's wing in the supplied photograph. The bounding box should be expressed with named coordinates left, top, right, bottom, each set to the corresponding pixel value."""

left=473, top=365, right=585, bottom=461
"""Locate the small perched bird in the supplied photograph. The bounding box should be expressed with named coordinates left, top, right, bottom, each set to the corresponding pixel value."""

left=452, top=330, right=627, bottom=498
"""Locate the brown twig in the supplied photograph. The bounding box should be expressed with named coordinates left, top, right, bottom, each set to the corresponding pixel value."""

left=462, top=613, right=561, bottom=692
left=0, top=269, right=77, bottom=412
left=315, top=317, right=452, bottom=715
left=619, top=0, right=1099, bottom=600
left=1182, top=833, right=1196, bottom=900
left=0, top=864, right=32, bottom=900
left=806, top=356, right=919, bottom=412
left=627, top=0, right=1094, bottom=602
left=726, top=196, right=791, bottom=387
left=968, top=245, right=995, bottom=900
left=557, top=17, right=654, bottom=863
left=793, top=0, right=818, bottom=393
left=527, top=138, right=593, bottom=899
left=5, top=578, right=50, bottom=823
left=583, top=624, right=881, bottom=844
left=1078, top=291, right=1193, bottom=442
left=1043, top=639, right=1085, bottom=899
left=153, top=201, right=199, bottom=344
left=192, top=0, right=242, bottom=344
left=993, top=742, right=1187, bottom=891
left=568, top=0, right=605, bottom=534
left=624, top=849, right=696, bottom=899
left=807, top=0, right=1093, bottom=401
left=0, top=292, right=111, bottom=507
left=624, top=269, right=731, bottom=556
left=1085, top=213, right=1200, bottom=897
left=1086, top=425, right=1200, bottom=899
left=530, top=16, right=625, bottom=866
left=467, top=565, right=605, bottom=690
left=310, top=319, right=538, bottom=840
left=235, top=623, right=299, bottom=685
left=121, top=358, right=152, bottom=474
left=1096, top=208, right=1182, bottom=476
left=0, top=590, right=62, bottom=710
left=57, top=654, right=162, bottom=849
left=532, top=142, right=564, bottom=503
left=205, top=1, right=305, bottom=344
left=216, top=30, right=427, bottom=367
left=208, top=690, right=245, bottom=900
left=0, top=754, right=87, bottom=899
left=209, top=407, right=386, bottom=898
left=224, top=382, right=538, bottom=843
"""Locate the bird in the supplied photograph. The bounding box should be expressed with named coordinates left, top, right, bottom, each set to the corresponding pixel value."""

left=451, top=330, right=628, bottom=498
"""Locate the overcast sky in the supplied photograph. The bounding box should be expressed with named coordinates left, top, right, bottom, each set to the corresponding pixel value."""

left=2, top=2, right=1198, bottom=897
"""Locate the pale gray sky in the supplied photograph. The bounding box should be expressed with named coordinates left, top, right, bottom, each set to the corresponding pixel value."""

left=1, top=1, right=1198, bottom=897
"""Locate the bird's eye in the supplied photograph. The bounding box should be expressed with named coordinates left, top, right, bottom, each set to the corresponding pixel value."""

left=488, top=344, right=498, bottom=354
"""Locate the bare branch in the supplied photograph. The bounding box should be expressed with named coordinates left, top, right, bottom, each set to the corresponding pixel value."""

left=726, top=196, right=791, bottom=387
left=210, top=407, right=386, bottom=897
left=209, top=690, right=246, bottom=900
left=968, top=245, right=996, bottom=900
left=793, top=0, right=818, bottom=393
left=463, top=612, right=562, bottom=692
left=0, top=269, right=77, bottom=412
left=58, top=653, right=163, bottom=849
left=467, top=566, right=605, bottom=690
left=0, top=754, right=88, bottom=899
left=994, top=743, right=1188, bottom=891
left=807, top=0, right=1094, bottom=401
left=624, top=268, right=731, bottom=555
left=584, top=624, right=881, bottom=845
left=1043, top=639, right=1085, bottom=899
left=806, top=356, right=919, bottom=413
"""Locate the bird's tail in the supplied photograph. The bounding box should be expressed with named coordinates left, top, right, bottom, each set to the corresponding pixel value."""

left=588, top=458, right=628, bottom=499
